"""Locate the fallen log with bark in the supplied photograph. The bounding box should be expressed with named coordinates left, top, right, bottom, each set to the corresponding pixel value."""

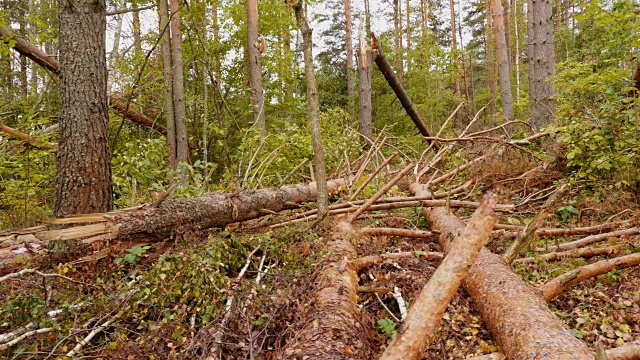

left=541, top=251, right=640, bottom=302
left=0, top=180, right=346, bottom=263
left=411, top=182, right=595, bottom=359
left=380, top=194, right=497, bottom=360
left=278, top=221, right=374, bottom=359
left=0, top=124, right=57, bottom=150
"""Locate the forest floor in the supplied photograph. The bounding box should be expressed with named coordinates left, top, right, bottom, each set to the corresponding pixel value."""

left=1, top=143, right=639, bottom=359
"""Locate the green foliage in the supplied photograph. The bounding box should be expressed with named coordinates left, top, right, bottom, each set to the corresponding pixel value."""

left=115, top=245, right=151, bottom=265
left=556, top=200, right=579, bottom=222
left=377, top=317, right=397, bottom=339
left=235, top=107, right=365, bottom=189
left=552, top=0, right=640, bottom=190
left=0, top=146, right=55, bottom=228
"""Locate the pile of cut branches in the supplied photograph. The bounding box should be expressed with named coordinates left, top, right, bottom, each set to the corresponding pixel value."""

left=2, top=127, right=640, bottom=360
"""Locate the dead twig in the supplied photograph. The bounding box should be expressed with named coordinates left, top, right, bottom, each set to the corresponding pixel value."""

left=347, top=163, right=414, bottom=223
left=504, top=184, right=569, bottom=264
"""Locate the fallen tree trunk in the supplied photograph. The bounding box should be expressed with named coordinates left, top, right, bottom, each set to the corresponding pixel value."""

left=495, top=218, right=637, bottom=238
left=411, top=183, right=594, bottom=359
left=514, top=244, right=630, bottom=264
left=468, top=344, right=640, bottom=360
left=380, top=194, right=497, bottom=360
left=533, top=228, right=640, bottom=252
left=541, top=251, right=640, bottom=302
left=606, top=344, right=640, bottom=360
left=0, top=26, right=167, bottom=135
left=0, top=124, right=57, bottom=150
left=1, top=179, right=346, bottom=257
left=279, top=221, right=374, bottom=359
left=370, top=33, right=437, bottom=146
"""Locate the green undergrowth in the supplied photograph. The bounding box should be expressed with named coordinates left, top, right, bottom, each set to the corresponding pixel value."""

left=0, top=226, right=325, bottom=358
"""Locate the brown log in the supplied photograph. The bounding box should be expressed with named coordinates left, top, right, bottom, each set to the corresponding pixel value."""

left=380, top=194, right=497, bottom=360
left=0, top=26, right=167, bottom=135
left=411, top=182, right=594, bottom=359
left=607, top=344, right=640, bottom=360
left=0, top=124, right=57, bottom=150
left=515, top=244, right=630, bottom=264
left=495, top=218, right=636, bottom=238
left=533, top=228, right=640, bottom=252
left=279, top=221, right=374, bottom=359
left=1, top=180, right=346, bottom=260
left=468, top=345, right=640, bottom=360
left=370, top=33, right=437, bottom=147
left=350, top=250, right=443, bottom=272
left=108, top=97, right=167, bottom=135
left=359, top=227, right=435, bottom=239
left=541, top=251, right=640, bottom=302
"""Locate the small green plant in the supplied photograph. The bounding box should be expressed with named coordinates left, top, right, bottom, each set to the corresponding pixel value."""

left=377, top=317, right=397, bottom=339
left=556, top=200, right=579, bottom=222
left=115, top=245, right=151, bottom=265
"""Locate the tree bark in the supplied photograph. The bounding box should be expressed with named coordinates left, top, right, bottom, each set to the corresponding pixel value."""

left=107, top=0, right=126, bottom=93
left=345, top=0, right=354, bottom=111
left=357, top=26, right=373, bottom=141
left=371, top=35, right=437, bottom=146
left=169, top=0, right=189, bottom=165
left=542, top=252, right=640, bottom=302
left=279, top=222, right=374, bottom=359
left=0, top=26, right=165, bottom=134
left=55, top=0, right=113, bottom=216
left=486, top=0, right=497, bottom=115
left=0, top=123, right=57, bottom=150
left=450, top=0, right=463, bottom=128
left=393, top=0, right=404, bottom=83
left=159, top=0, right=176, bottom=165
left=528, top=0, right=556, bottom=129
left=293, top=0, right=329, bottom=219
left=380, top=194, right=497, bottom=360
left=132, top=2, right=142, bottom=55
left=19, top=180, right=345, bottom=246
left=247, top=0, right=266, bottom=136
left=491, top=0, right=515, bottom=121
left=410, top=182, right=594, bottom=359
left=405, top=0, right=411, bottom=71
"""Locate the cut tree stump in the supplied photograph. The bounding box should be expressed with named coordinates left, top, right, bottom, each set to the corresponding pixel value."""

left=410, top=182, right=594, bottom=359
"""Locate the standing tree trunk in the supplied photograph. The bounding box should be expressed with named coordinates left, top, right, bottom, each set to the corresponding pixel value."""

left=514, top=0, right=521, bottom=102
left=528, top=0, right=555, bottom=129
left=344, top=0, right=354, bottom=112
left=420, top=0, right=427, bottom=36
left=293, top=0, right=328, bottom=219
left=491, top=0, right=515, bottom=121
left=247, top=0, right=267, bottom=136
left=357, top=24, right=373, bottom=141
left=132, top=2, right=142, bottom=55
left=107, top=0, right=126, bottom=93
left=393, top=0, right=404, bottom=83
left=486, top=0, right=497, bottom=116
left=19, top=1, right=28, bottom=97
left=170, top=0, right=190, bottom=165
left=159, top=0, right=176, bottom=166
left=55, top=0, right=113, bottom=216
left=405, top=0, right=411, bottom=71
left=450, top=0, right=463, bottom=128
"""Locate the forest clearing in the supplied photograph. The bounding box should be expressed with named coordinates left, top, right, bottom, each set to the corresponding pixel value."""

left=1, top=0, right=640, bottom=358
